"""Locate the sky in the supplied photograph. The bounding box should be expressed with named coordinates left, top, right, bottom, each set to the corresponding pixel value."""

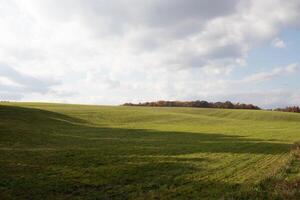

left=0, top=0, right=300, bottom=108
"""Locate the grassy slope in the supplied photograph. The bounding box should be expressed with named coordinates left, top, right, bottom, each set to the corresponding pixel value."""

left=0, top=102, right=300, bottom=199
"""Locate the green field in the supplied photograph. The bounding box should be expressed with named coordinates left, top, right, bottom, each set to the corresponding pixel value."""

left=1, top=102, right=300, bottom=199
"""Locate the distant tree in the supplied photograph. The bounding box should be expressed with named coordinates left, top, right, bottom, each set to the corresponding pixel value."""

left=123, top=100, right=261, bottom=110
left=275, top=106, right=300, bottom=113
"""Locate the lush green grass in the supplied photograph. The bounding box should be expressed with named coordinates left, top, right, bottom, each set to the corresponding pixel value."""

left=236, top=142, right=300, bottom=199
left=1, top=102, right=300, bottom=199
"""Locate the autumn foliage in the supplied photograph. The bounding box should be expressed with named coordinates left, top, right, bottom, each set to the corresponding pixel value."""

left=123, top=100, right=261, bottom=110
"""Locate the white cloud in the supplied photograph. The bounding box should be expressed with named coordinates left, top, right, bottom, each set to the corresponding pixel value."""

left=272, top=38, right=286, bottom=48
left=0, top=0, right=300, bottom=106
left=242, top=63, right=298, bottom=83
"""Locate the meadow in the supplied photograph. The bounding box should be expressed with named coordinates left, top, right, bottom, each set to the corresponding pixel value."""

left=1, top=102, right=300, bottom=199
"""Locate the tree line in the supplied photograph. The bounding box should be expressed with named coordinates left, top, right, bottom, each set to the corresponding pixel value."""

left=274, top=106, right=300, bottom=113
left=123, top=100, right=261, bottom=110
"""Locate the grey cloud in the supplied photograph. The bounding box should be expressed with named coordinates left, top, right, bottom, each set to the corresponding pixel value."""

left=68, top=0, right=239, bottom=26
left=24, top=0, right=300, bottom=70
left=31, top=0, right=239, bottom=37
left=0, top=63, right=59, bottom=94
left=206, top=43, right=245, bottom=59
left=164, top=53, right=204, bottom=68
left=0, top=91, right=22, bottom=101
left=142, top=0, right=239, bottom=27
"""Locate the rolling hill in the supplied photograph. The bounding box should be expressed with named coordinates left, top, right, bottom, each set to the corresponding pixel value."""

left=1, top=102, right=300, bottom=199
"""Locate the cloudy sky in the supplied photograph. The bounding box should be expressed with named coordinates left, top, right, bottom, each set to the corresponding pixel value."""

left=0, top=0, right=300, bottom=108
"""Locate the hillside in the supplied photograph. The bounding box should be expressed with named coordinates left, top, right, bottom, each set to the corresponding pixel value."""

left=1, top=102, right=300, bottom=199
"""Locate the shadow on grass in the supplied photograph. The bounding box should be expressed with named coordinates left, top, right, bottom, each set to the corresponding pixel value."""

left=0, top=105, right=294, bottom=199
left=0, top=105, right=290, bottom=155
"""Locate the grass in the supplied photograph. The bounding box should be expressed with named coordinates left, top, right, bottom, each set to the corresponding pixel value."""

left=236, top=142, right=300, bottom=199
left=1, top=102, right=300, bottom=199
